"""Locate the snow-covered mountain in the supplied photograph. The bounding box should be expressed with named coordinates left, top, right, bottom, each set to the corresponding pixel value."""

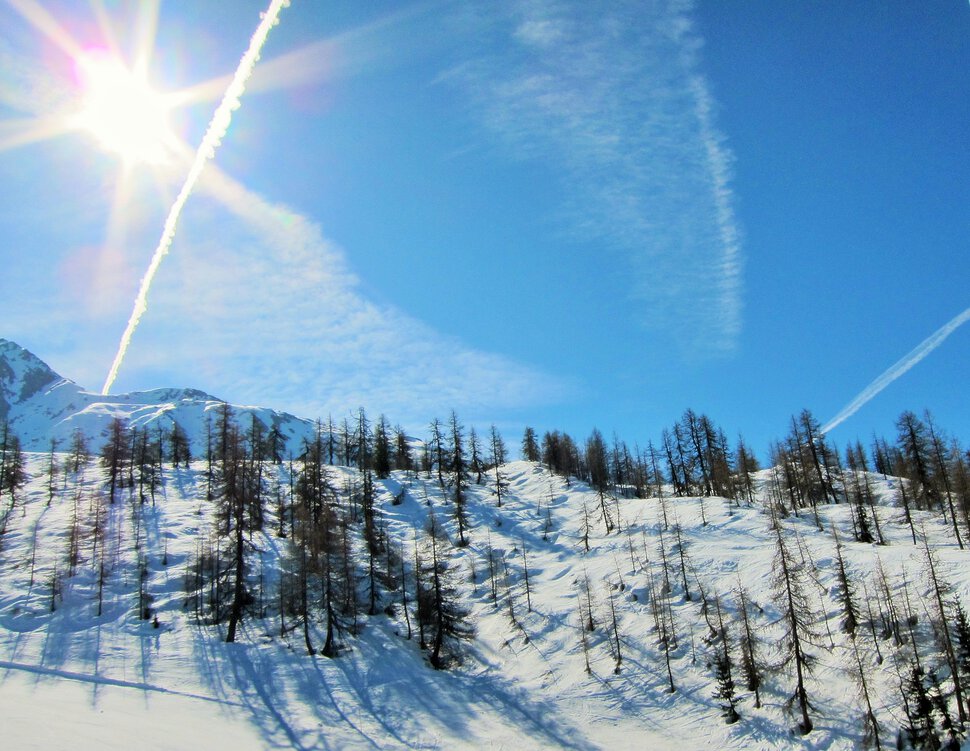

left=0, top=338, right=317, bottom=454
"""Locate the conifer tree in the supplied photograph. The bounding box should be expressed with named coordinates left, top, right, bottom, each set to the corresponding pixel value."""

left=832, top=527, right=859, bottom=636
left=428, top=418, right=446, bottom=486
left=608, top=588, right=623, bottom=674
left=796, top=409, right=839, bottom=505
left=577, top=597, right=592, bottom=674
left=1, top=431, right=27, bottom=509
left=468, top=427, right=484, bottom=485
left=586, top=429, right=614, bottom=533
left=902, top=661, right=940, bottom=750
left=67, top=427, right=89, bottom=475
left=169, top=420, right=192, bottom=468
left=928, top=670, right=962, bottom=750
left=850, top=635, right=882, bottom=751
left=423, top=512, right=473, bottom=669
left=221, top=417, right=261, bottom=643
left=922, top=542, right=967, bottom=725
left=733, top=435, right=758, bottom=504
left=736, top=581, right=763, bottom=709
left=355, top=407, right=372, bottom=470
left=361, top=471, right=382, bottom=615
left=265, top=424, right=285, bottom=465
left=897, top=411, right=939, bottom=512
left=100, top=417, right=130, bottom=504
left=651, top=561, right=677, bottom=693
left=681, top=409, right=713, bottom=496
left=925, top=413, right=964, bottom=548
left=449, top=411, right=469, bottom=546
left=521, top=426, right=540, bottom=462
left=897, top=474, right=920, bottom=546
left=670, top=519, right=691, bottom=600
left=294, top=426, right=344, bottom=657
left=373, top=415, right=392, bottom=479
left=712, top=595, right=740, bottom=724
left=0, top=421, right=20, bottom=502
left=45, top=437, right=59, bottom=506
left=489, top=425, right=507, bottom=507
left=952, top=601, right=970, bottom=689
left=770, top=520, right=819, bottom=734
left=394, top=425, right=413, bottom=474
left=951, top=446, right=970, bottom=543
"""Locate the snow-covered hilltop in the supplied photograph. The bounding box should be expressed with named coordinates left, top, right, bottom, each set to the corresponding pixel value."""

left=0, top=338, right=317, bottom=455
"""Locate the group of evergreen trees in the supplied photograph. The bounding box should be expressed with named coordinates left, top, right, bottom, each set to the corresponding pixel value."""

left=0, top=420, right=28, bottom=532
left=190, top=406, right=477, bottom=668
left=530, top=410, right=760, bottom=505
left=521, top=407, right=970, bottom=546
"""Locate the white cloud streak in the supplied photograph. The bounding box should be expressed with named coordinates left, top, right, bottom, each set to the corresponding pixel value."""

left=822, top=307, right=970, bottom=434
left=445, top=0, right=743, bottom=356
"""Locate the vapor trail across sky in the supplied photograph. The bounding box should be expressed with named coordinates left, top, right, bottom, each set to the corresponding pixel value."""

left=101, top=0, right=290, bottom=395
left=822, top=306, right=970, bottom=434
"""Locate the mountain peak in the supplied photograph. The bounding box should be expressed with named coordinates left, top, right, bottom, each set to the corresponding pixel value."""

left=0, top=338, right=69, bottom=422
left=0, top=337, right=316, bottom=453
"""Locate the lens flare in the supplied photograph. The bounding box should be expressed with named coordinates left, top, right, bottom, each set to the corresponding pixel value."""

left=74, top=49, right=175, bottom=165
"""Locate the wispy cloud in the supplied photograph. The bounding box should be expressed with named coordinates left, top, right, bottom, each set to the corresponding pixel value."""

left=821, top=307, right=970, bottom=435
left=443, top=0, right=742, bottom=356
left=111, top=166, right=568, bottom=425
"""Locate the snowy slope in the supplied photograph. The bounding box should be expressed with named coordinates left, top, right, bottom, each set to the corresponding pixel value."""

left=2, top=448, right=970, bottom=750
left=3, top=337, right=969, bottom=749
left=0, top=338, right=317, bottom=455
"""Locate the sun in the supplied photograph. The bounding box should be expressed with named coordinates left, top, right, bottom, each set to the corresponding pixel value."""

left=73, top=50, right=177, bottom=166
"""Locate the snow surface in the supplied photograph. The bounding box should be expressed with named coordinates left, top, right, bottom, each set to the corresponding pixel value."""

left=2, top=451, right=969, bottom=750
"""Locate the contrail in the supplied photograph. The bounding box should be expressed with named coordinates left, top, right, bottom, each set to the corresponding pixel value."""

left=822, top=306, right=970, bottom=434
left=101, top=0, right=290, bottom=395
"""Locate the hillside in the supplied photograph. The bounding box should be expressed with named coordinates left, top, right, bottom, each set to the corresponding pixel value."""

left=1, top=448, right=969, bottom=749
left=1, top=338, right=969, bottom=750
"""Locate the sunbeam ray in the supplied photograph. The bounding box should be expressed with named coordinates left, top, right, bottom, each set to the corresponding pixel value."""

left=88, top=0, right=125, bottom=61
left=130, top=0, right=161, bottom=78
left=0, top=116, right=74, bottom=152
left=166, top=0, right=444, bottom=109
left=5, top=0, right=84, bottom=59
left=103, top=165, right=134, bottom=260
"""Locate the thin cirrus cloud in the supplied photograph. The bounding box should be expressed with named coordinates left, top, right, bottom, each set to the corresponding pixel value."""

left=443, top=0, right=743, bottom=356
left=118, top=165, right=569, bottom=425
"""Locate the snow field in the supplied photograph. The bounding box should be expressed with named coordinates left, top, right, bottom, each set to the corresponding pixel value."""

left=1, top=455, right=968, bottom=749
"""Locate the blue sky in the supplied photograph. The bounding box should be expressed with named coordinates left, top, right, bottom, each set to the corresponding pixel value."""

left=0, top=0, right=967, bottom=458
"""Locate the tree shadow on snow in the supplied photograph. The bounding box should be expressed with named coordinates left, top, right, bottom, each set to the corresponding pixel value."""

left=189, top=618, right=600, bottom=751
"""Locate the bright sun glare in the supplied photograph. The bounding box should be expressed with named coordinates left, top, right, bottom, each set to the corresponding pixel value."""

left=74, top=50, right=176, bottom=165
